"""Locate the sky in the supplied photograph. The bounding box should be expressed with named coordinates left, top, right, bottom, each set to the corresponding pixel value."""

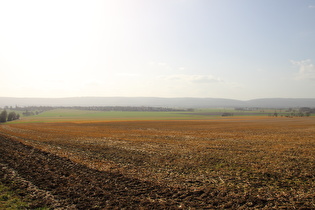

left=0, top=0, right=315, bottom=100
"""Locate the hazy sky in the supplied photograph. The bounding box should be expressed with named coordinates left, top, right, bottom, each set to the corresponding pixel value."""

left=1, top=0, right=315, bottom=100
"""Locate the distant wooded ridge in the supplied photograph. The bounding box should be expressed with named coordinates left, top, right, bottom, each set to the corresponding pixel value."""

left=0, top=97, right=315, bottom=108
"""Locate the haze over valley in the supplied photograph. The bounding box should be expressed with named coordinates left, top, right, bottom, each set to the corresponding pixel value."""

left=1, top=97, right=314, bottom=108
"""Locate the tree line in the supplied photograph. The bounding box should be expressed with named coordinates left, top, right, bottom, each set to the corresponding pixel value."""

left=7, top=105, right=192, bottom=112
left=0, top=110, right=20, bottom=123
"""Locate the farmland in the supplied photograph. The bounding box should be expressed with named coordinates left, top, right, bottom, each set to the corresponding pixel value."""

left=0, top=110, right=315, bottom=209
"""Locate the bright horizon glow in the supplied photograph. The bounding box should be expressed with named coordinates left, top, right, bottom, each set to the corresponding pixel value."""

left=0, top=0, right=314, bottom=100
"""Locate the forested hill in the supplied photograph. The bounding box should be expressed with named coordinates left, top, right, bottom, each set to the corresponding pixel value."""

left=0, top=97, right=315, bottom=108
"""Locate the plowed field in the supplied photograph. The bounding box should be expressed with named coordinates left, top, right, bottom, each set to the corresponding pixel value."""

left=1, top=117, right=315, bottom=209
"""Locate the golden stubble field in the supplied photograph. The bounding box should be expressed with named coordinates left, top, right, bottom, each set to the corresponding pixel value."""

left=1, top=116, right=315, bottom=208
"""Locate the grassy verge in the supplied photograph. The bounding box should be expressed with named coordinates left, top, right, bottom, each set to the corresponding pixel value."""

left=0, top=182, right=30, bottom=210
left=0, top=181, right=50, bottom=210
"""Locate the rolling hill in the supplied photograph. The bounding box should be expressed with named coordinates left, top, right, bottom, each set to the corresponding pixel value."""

left=1, top=97, right=315, bottom=108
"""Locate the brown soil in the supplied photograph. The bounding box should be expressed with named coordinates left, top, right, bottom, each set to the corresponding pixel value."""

left=0, top=134, right=233, bottom=209
left=1, top=118, right=315, bottom=209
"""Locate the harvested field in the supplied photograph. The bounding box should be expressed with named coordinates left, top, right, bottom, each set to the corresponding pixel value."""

left=0, top=117, right=315, bottom=209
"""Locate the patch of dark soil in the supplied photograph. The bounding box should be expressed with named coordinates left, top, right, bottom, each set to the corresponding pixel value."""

left=0, top=135, right=179, bottom=209
left=0, top=134, right=213, bottom=209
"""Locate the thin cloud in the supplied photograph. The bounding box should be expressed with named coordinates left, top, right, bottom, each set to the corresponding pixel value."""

left=158, top=62, right=167, bottom=66
left=291, top=59, right=315, bottom=81
left=116, top=73, right=140, bottom=77
left=161, top=74, right=223, bottom=83
left=153, top=62, right=172, bottom=71
left=191, top=75, right=224, bottom=83
left=83, top=81, right=101, bottom=88
left=308, top=5, right=315, bottom=9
